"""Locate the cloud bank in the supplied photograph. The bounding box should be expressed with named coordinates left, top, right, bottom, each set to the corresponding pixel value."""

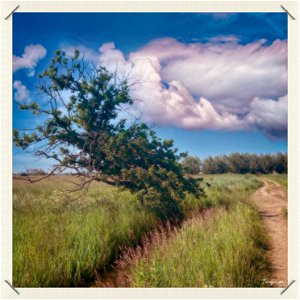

left=97, top=38, right=287, bottom=138
left=13, top=44, right=47, bottom=76
left=16, top=37, right=286, bottom=139
left=131, top=38, right=287, bottom=115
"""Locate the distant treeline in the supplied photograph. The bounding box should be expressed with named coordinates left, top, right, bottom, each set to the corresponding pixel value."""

left=182, top=152, right=287, bottom=175
left=15, top=153, right=287, bottom=177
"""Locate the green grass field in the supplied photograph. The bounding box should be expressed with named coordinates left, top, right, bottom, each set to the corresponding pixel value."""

left=13, top=174, right=272, bottom=287
left=13, top=177, right=158, bottom=287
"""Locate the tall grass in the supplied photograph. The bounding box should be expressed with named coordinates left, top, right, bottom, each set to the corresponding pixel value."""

left=13, top=174, right=266, bottom=287
left=13, top=177, right=158, bottom=287
left=182, top=174, right=263, bottom=215
left=116, top=175, right=270, bottom=287
left=123, top=206, right=270, bottom=287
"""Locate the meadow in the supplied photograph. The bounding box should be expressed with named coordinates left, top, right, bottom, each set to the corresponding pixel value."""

left=13, top=173, right=286, bottom=287
left=13, top=176, right=157, bottom=287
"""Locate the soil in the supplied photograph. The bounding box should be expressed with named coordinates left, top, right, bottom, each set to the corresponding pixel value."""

left=252, top=178, right=287, bottom=287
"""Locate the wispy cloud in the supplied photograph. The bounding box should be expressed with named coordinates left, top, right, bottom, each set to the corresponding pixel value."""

left=206, top=35, right=240, bottom=44
left=13, top=44, right=47, bottom=76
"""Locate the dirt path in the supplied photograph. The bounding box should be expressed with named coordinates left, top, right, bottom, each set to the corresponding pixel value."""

left=252, top=178, right=287, bottom=287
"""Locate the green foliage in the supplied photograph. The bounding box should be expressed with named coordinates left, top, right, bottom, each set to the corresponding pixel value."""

left=202, top=152, right=287, bottom=174
left=13, top=50, right=204, bottom=219
left=181, top=155, right=201, bottom=174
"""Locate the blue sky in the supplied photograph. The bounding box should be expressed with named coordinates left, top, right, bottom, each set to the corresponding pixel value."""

left=13, top=13, right=287, bottom=172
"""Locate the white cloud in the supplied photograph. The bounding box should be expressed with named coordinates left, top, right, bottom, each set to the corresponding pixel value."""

left=98, top=42, right=242, bottom=131
left=132, top=38, right=287, bottom=115
left=60, top=37, right=287, bottom=139
left=13, top=80, right=30, bottom=102
left=99, top=42, right=116, bottom=53
left=13, top=44, right=47, bottom=75
left=245, top=95, right=287, bottom=138
left=27, top=69, right=36, bottom=77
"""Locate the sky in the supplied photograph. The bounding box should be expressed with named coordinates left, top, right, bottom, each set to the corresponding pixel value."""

left=13, top=13, right=287, bottom=172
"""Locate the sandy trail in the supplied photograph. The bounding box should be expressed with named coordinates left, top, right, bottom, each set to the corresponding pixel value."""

left=252, top=178, right=287, bottom=287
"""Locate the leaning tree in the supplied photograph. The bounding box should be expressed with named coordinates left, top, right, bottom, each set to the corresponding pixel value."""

left=13, top=50, right=204, bottom=219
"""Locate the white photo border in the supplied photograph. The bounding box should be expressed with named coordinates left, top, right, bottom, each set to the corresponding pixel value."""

left=1, top=1, right=298, bottom=299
